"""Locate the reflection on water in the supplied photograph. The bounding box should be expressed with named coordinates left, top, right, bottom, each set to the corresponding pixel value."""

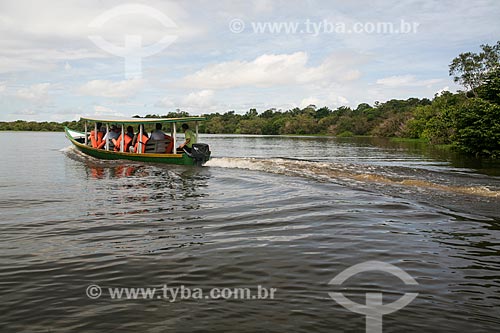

left=88, top=165, right=138, bottom=179
left=80, top=160, right=211, bottom=219
left=0, top=132, right=499, bottom=332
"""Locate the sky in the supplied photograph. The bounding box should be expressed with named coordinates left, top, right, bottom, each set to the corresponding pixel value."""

left=0, top=0, right=499, bottom=122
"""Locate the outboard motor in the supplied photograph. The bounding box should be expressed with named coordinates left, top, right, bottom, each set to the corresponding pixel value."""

left=189, top=143, right=211, bottom=166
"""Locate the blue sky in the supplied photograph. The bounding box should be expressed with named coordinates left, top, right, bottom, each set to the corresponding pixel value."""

left=0, top=0, right=499, bottom=121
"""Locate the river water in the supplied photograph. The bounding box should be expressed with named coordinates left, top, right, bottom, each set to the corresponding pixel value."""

left=1, top=132, right=499, bottom=332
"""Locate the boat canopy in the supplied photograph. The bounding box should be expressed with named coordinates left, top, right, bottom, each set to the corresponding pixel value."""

left=80, top=116, right=206, bottom=124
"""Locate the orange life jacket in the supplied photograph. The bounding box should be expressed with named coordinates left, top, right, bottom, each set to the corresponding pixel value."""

left=90, top=130, right=104, bottom=148
left=166, top=141, right=174, bottom=154
left=163, top=135, right=173, bottom=153
left=113, top=134, right=133, bottom=152
left=97, top=139, right=106, bottom=149
left=134, top=134, right=149, bottom=153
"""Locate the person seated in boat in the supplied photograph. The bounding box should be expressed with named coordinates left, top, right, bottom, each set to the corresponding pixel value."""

left=126, top=125, right=134, bottom=139
left=150, top=123, right=167, bottom=140
left=130, top=124, right=149, bottom=153
left=88, top=122, right=105, bottom=148
left=102, top=125, right=120, bottom=141
left=112, top=126, right=134, bottom=152
left=98, top=125, right=120, bottom=149
left=178, top=123, right=196, bottom=153
left=150, top=123, right=173, bottom=153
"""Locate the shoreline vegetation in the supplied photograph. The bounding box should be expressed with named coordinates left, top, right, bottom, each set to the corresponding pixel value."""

left=1, top=42, right=499, bottom=158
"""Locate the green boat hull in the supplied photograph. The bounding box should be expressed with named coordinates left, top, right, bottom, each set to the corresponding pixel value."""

left=65, top=127, right=210, bottom=166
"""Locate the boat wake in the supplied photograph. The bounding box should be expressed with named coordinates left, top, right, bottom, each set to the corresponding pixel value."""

left=59, top=145, right=75, bottom=153
left=61, top=145, right=131, bottom=166
left=206, top=157, right=500, bottom=199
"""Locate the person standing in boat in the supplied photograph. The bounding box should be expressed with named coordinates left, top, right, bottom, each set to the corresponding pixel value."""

left=179, top=123, right=196, bottom=153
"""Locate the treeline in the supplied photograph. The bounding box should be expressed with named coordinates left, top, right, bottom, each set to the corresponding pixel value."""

left=198, top=82, right=498, bottom=159
left=1, top=90, right=498, bottom=158
left=0, top=120, right=83, bottom=132
left=199, top=99, right=430, bottom=136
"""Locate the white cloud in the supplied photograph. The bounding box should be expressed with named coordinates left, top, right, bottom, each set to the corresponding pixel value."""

left=155, top=90, right=216, bottom=111
left=300, top=94, right=349, bottom=109
left=376, top=75, right=442, bottom=88
left=332, top=95, right=350, bottom=106
left=0, top=82, right=5, bottom=93
left=0, top=1, right=185, bottom=45
left=18, top=109, right=37, bottom=115
left=254, top=0, right=275, bottom=13
left=180, top=52, right=364, bottom=89
left=182, top=90, right=215, bottom=108
left=0, top=1, right=201, bottom=74
left=91, top=105, right=125, bottom=117
left=78, top=79, right=145, bottom=98
left=435, top=86, right=450, bottom=95
left=154, top=89, right=220, bottom=113
left=300, top=97, right=321, bottom=109
left=16, top=83, right=51, bottom=101
left=0, top=48, right=106, bottom=73
left=155, top=97, right=175, bottom=108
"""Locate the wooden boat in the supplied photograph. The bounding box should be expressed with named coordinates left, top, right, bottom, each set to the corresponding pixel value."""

left=65, top=116, right=211, bottom=166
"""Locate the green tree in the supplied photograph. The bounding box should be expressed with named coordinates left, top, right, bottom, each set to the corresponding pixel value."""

left=449, top=41, right=500, bottom=97
left=372, top=112, right=413, bottom=137
left=315, top=106, right=332, bottom=119
left=449, top=98, right=500, bottom=157
left=244, top=108, right=258, bottom=119
left=400, top=92, right=466, bottom=141
left=238, top=118, right=265, bottom=134
left=477, top=68, right=500, bottom=104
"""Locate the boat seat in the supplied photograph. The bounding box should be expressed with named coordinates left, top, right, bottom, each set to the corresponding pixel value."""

left=145, top=139, right=172, bottom=153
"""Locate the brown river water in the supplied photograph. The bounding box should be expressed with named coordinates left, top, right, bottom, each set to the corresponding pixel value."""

left=0, top=132, right=499, bottom=332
